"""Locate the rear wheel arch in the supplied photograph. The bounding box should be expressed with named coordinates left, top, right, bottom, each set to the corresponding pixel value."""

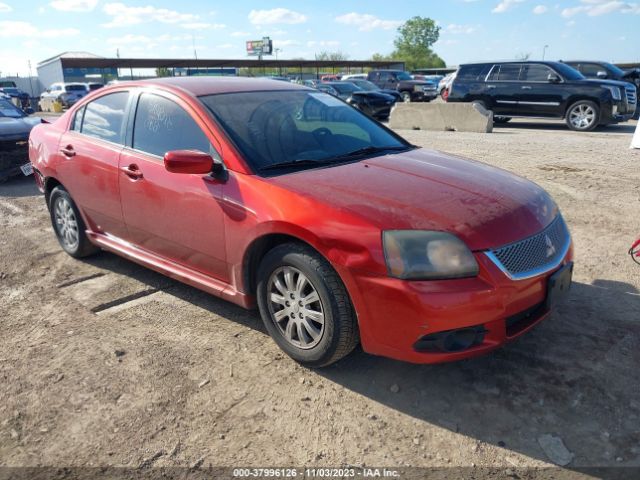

left=44, top=177, right=64, bottom=207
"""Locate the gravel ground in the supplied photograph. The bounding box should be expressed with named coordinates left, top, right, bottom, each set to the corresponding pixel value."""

left=0, top=118, right=638, bottom=478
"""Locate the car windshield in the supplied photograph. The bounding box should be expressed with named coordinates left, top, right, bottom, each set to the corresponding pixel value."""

left=353, top=80, right=378, bottom=91
left=200, top=90, right=410, bottom=175
left=66, top=85, right=87, bottom=91
left=396, top=72, right=413, bottom=81
left=603, top=62, right=626, bottom=77
left=0, top=98, right=26, bottom=118
left=552, top=63, right=585, bottom=81
left=331, top=83, right=361, bottom=94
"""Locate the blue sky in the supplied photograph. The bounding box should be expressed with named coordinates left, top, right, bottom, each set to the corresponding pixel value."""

left=1, top=0, right=639, bottom=76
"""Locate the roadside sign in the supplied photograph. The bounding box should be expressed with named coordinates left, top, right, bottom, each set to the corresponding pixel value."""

left=246, top=37, right=273, bottom=57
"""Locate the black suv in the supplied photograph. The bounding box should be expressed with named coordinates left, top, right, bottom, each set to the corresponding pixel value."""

left=367, top=70, right=438, bottom=103
left=447, top=61, right=637, bottom=131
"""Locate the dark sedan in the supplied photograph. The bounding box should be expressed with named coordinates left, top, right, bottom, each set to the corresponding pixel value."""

left=0, top=97, right=43, bottom=181
left=343, top=78, right=403, bottom=103
left=319, top=82, right=396, bottom=120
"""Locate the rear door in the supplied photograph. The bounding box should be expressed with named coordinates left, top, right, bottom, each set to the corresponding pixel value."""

left=518, top=63, right=565, bottom=117
left=55, top=91, right=130, bottom=238
left=485, top=63, right=522, bottom=115
left=118, top=90, right=228, bottom=281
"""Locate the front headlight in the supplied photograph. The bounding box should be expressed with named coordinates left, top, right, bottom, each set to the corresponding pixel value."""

left=383, top=230, right=479, bottom=280
left=602, top=85, right=622, bottom=101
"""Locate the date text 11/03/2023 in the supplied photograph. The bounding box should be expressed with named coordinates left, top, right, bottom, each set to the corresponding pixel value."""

left=232, top=468, right=401, bottom=477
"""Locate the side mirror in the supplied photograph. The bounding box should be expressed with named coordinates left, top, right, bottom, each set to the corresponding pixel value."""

left=547, top=73, right=561, bottom=83
left=596, top=71, right=608, bottom=79
left=164, top=150, right=213, bottom=175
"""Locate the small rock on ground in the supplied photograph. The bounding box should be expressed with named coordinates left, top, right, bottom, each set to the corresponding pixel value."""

left=537, top=434, right=574, bottom=466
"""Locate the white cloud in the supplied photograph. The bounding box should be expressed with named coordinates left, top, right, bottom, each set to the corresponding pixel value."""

left=248, top=8, right=307, bottom=25
left=533, top=5, right=548, bottom=13
left=335, top=12, right=402, bottom=31
left=50, top=0, right=97, bottom=11
left=231, top=31, right=252, bottom=37
left=307, top=40, right=340, bottom=47
left=273, top=39, right=300, bottom=47
left=562, top=0, right=640, bottom=17
left=492, top=0, right=525, bottom=13
left=180, top=22, right=225, bottom=30
left=445, top=23, right=477, bottom=34
left=0, top=20, right=79, bottom=38
left=102, top=3, right=199, bottom=27
left=0, top=2, right=12, bottom=12
left=107, top=34, right=155, bottom=45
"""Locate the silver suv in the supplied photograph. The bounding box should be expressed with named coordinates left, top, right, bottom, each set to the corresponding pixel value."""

left=40, top=82, right=89, bottom=108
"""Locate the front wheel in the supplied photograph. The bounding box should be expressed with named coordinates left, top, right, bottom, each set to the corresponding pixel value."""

left=401, top=91, right=412, bottom=103
left=566, top=100, right=599, bottom=131
left=256, top=243, right=359, bottom=367
left=494, top=116, right=512, bottom=124
left=49, top=186, right=99, bottom=258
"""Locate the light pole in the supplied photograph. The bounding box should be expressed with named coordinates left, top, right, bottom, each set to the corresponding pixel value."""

left=542, top=44, right=549, bottom=60
left=275, top=48, right=281, bottom=60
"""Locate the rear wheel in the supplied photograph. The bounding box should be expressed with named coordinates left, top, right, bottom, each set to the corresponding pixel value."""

left=401, top=91, right=412, bottom=103
left=256, top=243, right=359, bottom=367
left=49, top=186, right=99, bottom=258
left=566, top=100, right=599, bottom=131
left=494, top=116, right=512, bottom=124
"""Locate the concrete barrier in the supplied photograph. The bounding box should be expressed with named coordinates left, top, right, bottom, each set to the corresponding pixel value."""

left=389, top=102, right=493, bottom=133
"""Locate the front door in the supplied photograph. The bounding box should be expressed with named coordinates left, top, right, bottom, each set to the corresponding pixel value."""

left=55, top=91, right=130, bottom=238
left=118, top=91, right=228, bottom=282
left=517, top=64, right=564, bottom=117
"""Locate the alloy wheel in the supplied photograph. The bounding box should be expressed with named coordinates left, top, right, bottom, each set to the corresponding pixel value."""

left=54, top=197, right=79, bottom=250
left=267, top=266, right=325, bottom=349
left=569, top=104, right=596, bottom=130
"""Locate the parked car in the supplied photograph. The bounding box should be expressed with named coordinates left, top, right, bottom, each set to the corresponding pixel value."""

left=319, top=81, right=396, bottom=119
left=40, top=82, right=89, bottom=108
left=438, top=72, right=457, bottom=100
left=0, top=87, right=31, bottom=110
left=0, top=97, right=44, bottom=182
left=29, top=77, right=574, bottom=367
left=320, top=74, right=341, bottom=82
left=303, top=79, right=319, bottom=88
left=447, top=61, right=637, bottom=131
left=341, top=73, right=367, bottom=80
left=343, top=78, right=403, bottom=103
left=562, top=60, right=639, bottom=119
left=367, top=70, right=438, bottom=102
left=86, top=82, right=104, bottom=92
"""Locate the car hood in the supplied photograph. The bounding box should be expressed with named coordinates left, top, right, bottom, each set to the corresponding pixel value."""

left=352, top=91, right=395, bottom=101
left=584, top=78, right=634, bottom=88
left=0, top=116, right=41, bottom=140
left=268, top=148, right=557, bottom=251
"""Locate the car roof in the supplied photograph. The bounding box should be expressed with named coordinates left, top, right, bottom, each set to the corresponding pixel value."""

left=460, top=60, right=561, bottom=67
left=107, top=76, right=309, bottom=97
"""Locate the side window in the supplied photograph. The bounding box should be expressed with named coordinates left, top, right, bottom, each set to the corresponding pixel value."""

left=580, top=63, right=602, bottom=77
left=521, top=64, right=554, bottom=82
left=80, top=92, right=129, bottom=144
left=497, top=64, right=522, bottom=81
left=71, top=106, right=85, bottom=131
left=133, top=93, right=218, bottom=159
left=379, top=72, right=391, bottom=83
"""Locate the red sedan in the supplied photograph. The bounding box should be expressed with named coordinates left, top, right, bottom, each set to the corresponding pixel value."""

left=28, top=77, right=573, bottom=367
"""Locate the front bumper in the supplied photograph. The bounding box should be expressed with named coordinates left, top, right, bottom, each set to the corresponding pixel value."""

left=0, top=137, right=29, bottom=181
left=339, top=243, right=574, bottom=364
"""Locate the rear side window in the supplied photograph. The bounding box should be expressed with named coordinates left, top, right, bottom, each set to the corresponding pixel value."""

left=488, top=64, right=522, bottom=81
left=457, top=64, right=491, bottom=81
left=521, top=64, right=554, bottom=82
left=132, top=93, right=214, bottom=158
left=81, top=92, right=129, bottom=144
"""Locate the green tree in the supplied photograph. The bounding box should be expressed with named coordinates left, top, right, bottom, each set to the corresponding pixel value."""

left=314, top=51, right=350, bottom=61
left=155, top=67, right=172, bottom=77
left=389, top=16, right=446, bottom=70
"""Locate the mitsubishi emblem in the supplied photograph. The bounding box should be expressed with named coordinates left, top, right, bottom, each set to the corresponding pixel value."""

left=545, top=235, right=556, bottom=258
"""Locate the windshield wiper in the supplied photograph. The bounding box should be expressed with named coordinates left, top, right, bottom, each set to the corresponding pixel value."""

left=330, top=145, right=411, bottom=160
left=259, top=145, right=412, bottom=172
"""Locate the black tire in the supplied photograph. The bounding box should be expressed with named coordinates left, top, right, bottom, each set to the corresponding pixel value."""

left=565, top=100, right=599, bottom=131
left=401, top=91, right=412, bottom=103
left=256, top=243, right=359, bottom=367
left=494, top=116, right=512, bottom=124
left=49, top=186, right=99, bottom=258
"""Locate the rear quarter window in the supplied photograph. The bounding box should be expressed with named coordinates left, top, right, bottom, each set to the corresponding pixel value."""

left=457, top=64, right=492, bottom=81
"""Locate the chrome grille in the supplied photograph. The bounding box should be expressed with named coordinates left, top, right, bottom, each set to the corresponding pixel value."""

left=486, top=215, right=570, bottom=280
left=626, top=86, right=637, bottom=109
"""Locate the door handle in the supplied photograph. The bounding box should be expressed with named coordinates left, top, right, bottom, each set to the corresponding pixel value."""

left=60, top=145, right=75, bottom=157
left=120, top=164, right=143, bottom=180
left=486, top=85, right=496, bottom=89
left=521, top=86, right=532, bottom=90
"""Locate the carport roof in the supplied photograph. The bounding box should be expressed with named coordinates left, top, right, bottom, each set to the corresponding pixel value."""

left=54, top=57, right=404, bottom=70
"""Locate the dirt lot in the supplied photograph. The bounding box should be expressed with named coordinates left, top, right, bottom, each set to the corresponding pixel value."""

left=1, top=118, right=639, bottom=478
